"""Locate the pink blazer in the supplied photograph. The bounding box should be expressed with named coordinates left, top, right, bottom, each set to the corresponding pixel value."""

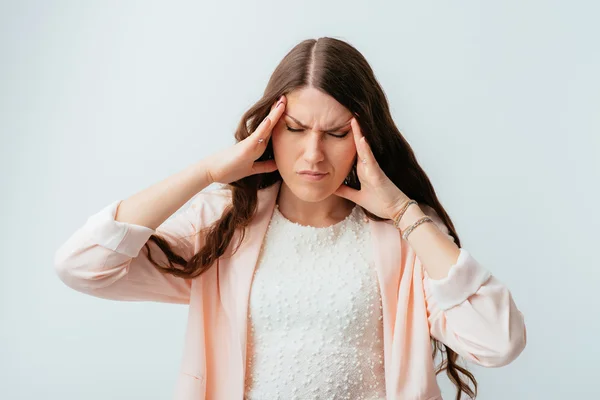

left=54, top=180, right=526, bottom=399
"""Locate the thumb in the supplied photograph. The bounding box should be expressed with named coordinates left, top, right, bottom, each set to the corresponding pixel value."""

left=333, top=184, right=359, bottom=203
left=251, top=160, right=278, bottom=175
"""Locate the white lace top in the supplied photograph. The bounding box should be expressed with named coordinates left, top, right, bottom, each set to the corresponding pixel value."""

left=244, top=203, right=387, bottom=400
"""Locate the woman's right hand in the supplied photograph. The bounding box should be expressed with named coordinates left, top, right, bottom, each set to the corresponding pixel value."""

left=205, top=95, right=286, bottom=185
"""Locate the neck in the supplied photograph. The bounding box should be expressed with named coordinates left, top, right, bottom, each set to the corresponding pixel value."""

left=275, top=180, right=355, bottom=228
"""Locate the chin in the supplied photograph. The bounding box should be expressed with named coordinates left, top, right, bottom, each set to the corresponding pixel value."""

left=283, top=175, right=340, bottom=202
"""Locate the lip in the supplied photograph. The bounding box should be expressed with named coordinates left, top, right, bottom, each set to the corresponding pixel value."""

left=297, top=171, right=328, bottom=181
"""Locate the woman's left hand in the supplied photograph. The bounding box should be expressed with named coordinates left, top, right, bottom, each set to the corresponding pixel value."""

left=333, top=118, right=411, bottom=220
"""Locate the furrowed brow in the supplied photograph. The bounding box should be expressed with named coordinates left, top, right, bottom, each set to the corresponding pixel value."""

left=284, top=113, right=351, bottom=133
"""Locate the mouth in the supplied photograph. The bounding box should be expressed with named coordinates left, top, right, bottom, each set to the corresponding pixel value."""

left=297, top=171, right=328, bottom=181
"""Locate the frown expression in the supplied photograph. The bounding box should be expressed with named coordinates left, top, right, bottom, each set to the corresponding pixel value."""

left=271, top=87, right=357, bottom=202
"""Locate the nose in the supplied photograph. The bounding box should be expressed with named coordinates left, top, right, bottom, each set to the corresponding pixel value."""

left=302, top=131, right=325, bottom=164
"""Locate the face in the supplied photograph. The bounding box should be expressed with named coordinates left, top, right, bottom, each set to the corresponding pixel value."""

left=271, top=87, right=357, bottom=202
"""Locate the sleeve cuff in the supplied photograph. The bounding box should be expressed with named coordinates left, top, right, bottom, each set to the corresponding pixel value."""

left=424, top=248, right=492, bottom=310
left=85, top=200, right=156, bottom=258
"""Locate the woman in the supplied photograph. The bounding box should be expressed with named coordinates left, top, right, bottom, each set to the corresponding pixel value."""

left=54, top=37, right=526, bottom=400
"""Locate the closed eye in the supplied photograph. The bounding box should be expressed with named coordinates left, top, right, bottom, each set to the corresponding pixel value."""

left=285, top=125, right=349, bottom=139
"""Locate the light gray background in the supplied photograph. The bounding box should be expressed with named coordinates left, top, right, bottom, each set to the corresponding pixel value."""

left=1, top=1, right=598, bottom=399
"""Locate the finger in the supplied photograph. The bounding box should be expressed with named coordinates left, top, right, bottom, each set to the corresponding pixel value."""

left=351, top=118, right=366, bottom=160
left=333, top=184, right=359, bottom=204
left=360, top=136, right=375, bottom=164
left=269, top=94, right=286, bottom=113
left=250, top=159, right=278, bottom=175
left=252, top=95, right=286, bottom=143
left=250, top=115, right=272, bottom=149
left=264, top=95, right=287, bottom=134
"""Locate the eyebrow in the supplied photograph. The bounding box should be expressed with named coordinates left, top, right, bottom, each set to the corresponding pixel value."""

left=283, top=113, right=351, bottom=133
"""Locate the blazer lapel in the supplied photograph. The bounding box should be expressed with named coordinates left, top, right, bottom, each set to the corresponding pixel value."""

left=369, top=214, right=403, bottom=396
left=217, top=180, right=281, bottom=397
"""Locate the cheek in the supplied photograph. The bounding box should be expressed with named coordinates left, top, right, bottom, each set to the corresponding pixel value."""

left=333, top=143, right=357, bottom=169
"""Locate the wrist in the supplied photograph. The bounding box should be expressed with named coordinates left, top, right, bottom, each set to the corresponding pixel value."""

left=191, top=158, right=216, bottom=190
left=396, top=203, right=426, bottom=231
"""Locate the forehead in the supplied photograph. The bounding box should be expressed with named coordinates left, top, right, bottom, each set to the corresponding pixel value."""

left=284, top=87, right=352, bottom=129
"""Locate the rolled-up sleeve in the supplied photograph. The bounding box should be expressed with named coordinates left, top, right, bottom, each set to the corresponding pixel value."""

left=54, top=191, right=225, bottom=304
left=420, top=207, right=527, bottom=367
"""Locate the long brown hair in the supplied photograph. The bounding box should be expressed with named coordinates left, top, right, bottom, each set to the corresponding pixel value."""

left=146, top=37, right=477, bottom=399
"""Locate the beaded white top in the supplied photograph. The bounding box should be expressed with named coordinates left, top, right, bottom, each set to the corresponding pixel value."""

left=244, top=203, right=387, bottom=400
